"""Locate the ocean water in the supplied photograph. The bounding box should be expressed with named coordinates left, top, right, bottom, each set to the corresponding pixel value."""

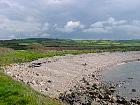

left=103, top=61, right=140, bottom=99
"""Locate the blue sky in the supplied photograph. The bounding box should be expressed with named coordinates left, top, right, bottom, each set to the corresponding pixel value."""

left=0, top=0, right=140, bottom=40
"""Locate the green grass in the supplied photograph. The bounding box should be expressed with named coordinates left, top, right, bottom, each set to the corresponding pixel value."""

left=0, top=50, right=97, bottom=66
left=0, top=71, right=61, bottom=105
left=0, top=50, right=47, bottom=66
left=0, top=49, right=63, bottom=105
left=44, top=50, right=96, bottom=57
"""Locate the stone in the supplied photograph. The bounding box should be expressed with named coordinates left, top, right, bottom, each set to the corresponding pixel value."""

left=82, top=63, right=87, bottom=66
left=47, top=80, right=52, bottom=83
left=132, top=89, right=136, bottom=92
left=36, top=73, right=39, bottom=76
left=92, top=74, right=95, bottom=78
left=130, top=99, right=137, bottom=103
left=28, top=63, right=42, bottom=68
left=110, top=96, right=117, bottom=103
left=45, top=88, right=48, bottom=91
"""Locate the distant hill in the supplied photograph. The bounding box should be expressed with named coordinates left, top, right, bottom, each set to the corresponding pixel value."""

left=0, top=38, right=140, bottom=51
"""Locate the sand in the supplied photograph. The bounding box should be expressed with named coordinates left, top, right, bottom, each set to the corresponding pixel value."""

left=4, top=51, right=140, bottom=98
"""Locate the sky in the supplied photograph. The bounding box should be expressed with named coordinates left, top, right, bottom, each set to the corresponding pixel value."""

left=0, top=0, right=140, bottom=40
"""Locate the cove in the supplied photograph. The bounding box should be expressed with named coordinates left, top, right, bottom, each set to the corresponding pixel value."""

left=103, top=61, right=140, bottom=100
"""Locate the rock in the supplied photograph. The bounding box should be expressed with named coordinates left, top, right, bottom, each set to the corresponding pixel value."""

left=116, top=96, right=128, bottom=104
left=110, top=96, right=117, bottom=103
left=109, top=87, right=116, bottom=93
left=127, top=77, right=133, bottom=79
left=95, top=98, right=100, bottom=102
left=36, top=73, right=39, bottom=76
left=102, top=101, right=108, bottom=105
left=45, top=88, right=48, bottom=91
left=82, top=63, right=87, bottom=66
left=104, top=94, right=111, bottom=100
left=92, top=74, right=95, bottom=78
left=132, top=89, right=136, bottom=92
left=48, top=61, right=51, bottom=63
left=91, top=101, right=100, bottom=105
left=28, top=63, right=42, bottom=68
left=82, top=77, right=87, bottom=83
left=92, top=83, right=98, bottom=89
left=98, top=93, right=104, bottom=99
left=47, top=80, right=52, bottom=83
left=130, top=99, right=137, bottom=103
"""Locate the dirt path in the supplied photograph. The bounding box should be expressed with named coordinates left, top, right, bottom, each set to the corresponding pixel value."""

left=4, top=52, right=140, bottom=98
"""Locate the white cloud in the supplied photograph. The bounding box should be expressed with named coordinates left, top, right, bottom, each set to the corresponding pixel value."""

left=0, top=15, right=50, bottom=38
left=42, top=0, right=72, bottom=6
left=91, top=22, right=104, bottom=28
left=107, top=17, right=127, bottom=26
left=56, top=21, right=82, bottom=32
left=82, top=17, right=140, bottom=36
left=83, top=17, right=127, bottom=34
left=83, top=27, right=108, bottom=33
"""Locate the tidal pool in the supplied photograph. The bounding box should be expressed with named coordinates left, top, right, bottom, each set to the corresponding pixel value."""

left=103, top=61, right=140, bottom=100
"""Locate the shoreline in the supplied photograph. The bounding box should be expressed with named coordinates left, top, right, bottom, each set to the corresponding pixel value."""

left=4, top=51, right=140, bottom=98
left=59, top=61, right=140, bottom=105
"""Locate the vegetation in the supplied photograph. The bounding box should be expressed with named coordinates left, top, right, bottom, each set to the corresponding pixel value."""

left=0, top=38, right=140, bottom=51
left=0, top=38, right=140, bottom=105
left=0, top=71, right=61, bottom=105
left=0, top=48, right=62, bottom=105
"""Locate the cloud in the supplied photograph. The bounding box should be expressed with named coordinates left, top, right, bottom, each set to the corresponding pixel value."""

left=0, top=0, right=140, bottom=39
left=42, top=0, right=71, bottom=5
left=82, top=17, right=140, bottom=36
left=0, top=0, right=24, bottom=9
left=0, top=15, right=41, bottom=33
left=83, top=27, right=108, bottom=33
left=0, top=15, right=50, bottom=39
left=56, top=21, right=82, bottom=32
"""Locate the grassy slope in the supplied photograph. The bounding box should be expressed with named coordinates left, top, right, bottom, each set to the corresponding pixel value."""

left=0, top=49, right=62, bottom=105
left=0, top=71, right=61, bottom=105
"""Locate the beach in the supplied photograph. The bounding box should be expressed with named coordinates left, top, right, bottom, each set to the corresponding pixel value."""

left=4, top=51, right=140, bottom=99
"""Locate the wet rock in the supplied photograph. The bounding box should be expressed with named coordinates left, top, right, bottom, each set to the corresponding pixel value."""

left=81, top=97, right=92, bottom=105
left=110, top=96, right=117, bottom=103
left=127, top=77, right=133, bottom=80
left=132, top=89, right=136, bottom=92
left=109, top=86, right=116, bottom=92
left=116, top=95, right=128, bottom=104
left=130, top=99, right=137, bottom=104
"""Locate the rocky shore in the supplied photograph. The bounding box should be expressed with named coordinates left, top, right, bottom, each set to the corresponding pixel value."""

left=59, top=74, right=140, bottom=105
left=4, top=51, right=140, bottom=100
